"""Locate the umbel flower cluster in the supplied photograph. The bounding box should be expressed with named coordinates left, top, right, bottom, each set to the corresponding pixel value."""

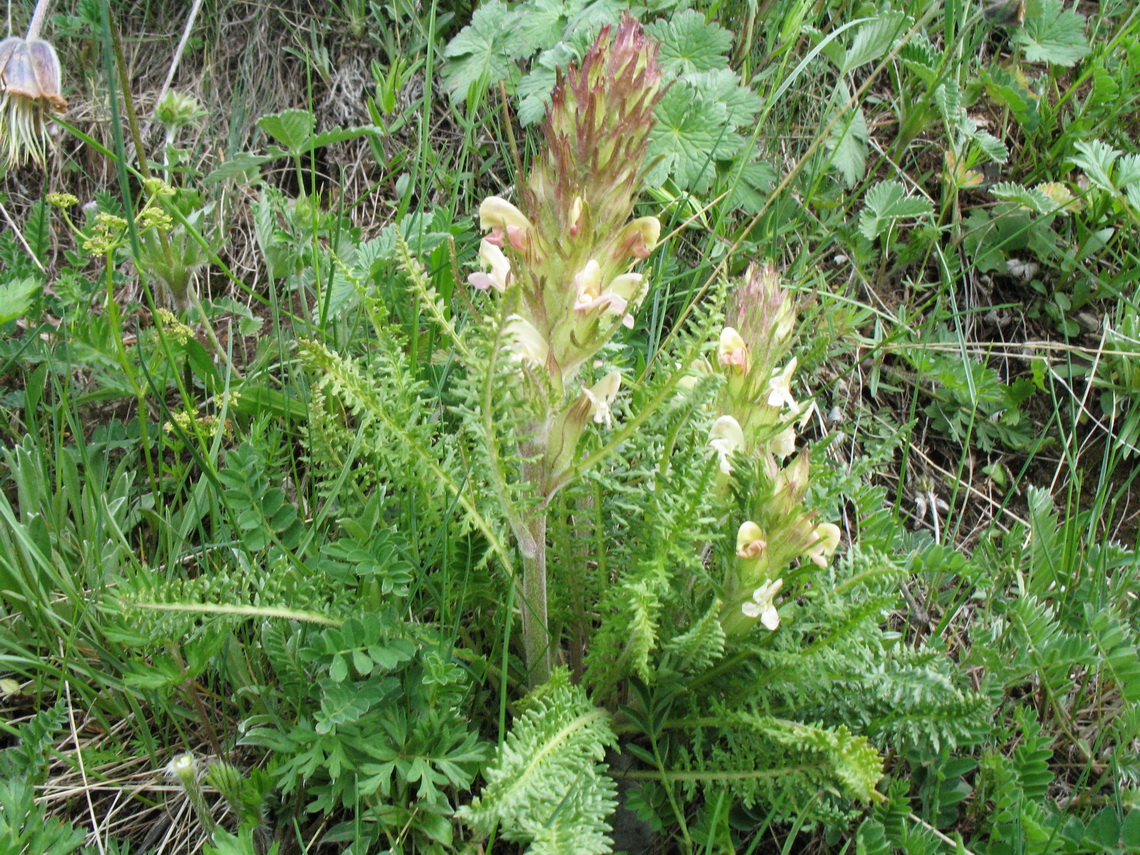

left=707, top=264, right=842, bottom=636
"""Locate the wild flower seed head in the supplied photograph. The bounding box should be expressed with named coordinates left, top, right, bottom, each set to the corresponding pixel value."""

left=0, top=36, right=66, bottom=168
left=154, top=90, right=205, bottom=130
left=727, top=264, right=795, bottom=375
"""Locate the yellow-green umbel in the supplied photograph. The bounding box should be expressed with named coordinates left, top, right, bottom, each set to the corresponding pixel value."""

left=0, top=35, right=66, bottom=167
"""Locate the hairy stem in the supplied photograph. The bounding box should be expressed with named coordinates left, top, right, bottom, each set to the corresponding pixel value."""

left=519, top=506, right=551, bottom=687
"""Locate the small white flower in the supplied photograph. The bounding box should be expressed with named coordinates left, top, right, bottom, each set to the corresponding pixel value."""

left=584, top=371, right=622, bottom=428
left=767, top=358, right=798, bottom=411
left=708, top=415, right=745, bottom=474
left=742, top=578, right=783, bottom=631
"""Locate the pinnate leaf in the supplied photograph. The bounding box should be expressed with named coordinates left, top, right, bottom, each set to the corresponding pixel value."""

left=860, top=180, right=934, bottom=241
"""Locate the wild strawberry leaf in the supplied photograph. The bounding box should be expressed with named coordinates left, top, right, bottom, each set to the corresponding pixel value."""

left=859, top=180, right=934, bottom=241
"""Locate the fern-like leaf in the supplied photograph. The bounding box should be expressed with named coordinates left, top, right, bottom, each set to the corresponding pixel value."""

left=458, top=669, right=618, bottom=855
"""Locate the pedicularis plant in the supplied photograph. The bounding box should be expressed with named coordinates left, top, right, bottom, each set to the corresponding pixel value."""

left=425, top=17, right=989, bottom=850
left=466, top=12, right=840, bottom=684
left=468, top=15, right=666, bottom=683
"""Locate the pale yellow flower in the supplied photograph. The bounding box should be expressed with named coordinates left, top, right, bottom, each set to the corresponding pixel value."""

left=708, top=415, right=745, bottom=475
left=718, top=327, right=750, bottom=373
left=805, top=522, right=842, bottom=568
left=735, top=521, right=767, bottom=558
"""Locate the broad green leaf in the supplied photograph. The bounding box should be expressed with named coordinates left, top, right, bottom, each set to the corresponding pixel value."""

left=685, top=68, right=762, bottom=129
left=442, top=1, right=528, bottom=102
left=517, top=43, right=577, bottom=126
left=841, top=11, right=909, bottom=75
left=647, top=83, right=737, bottom=193
left=0, top=277, right=40, bottom=324
left=860, top=180, right=934, bottom=241
left=1014, top=0, right=1090, bottom=67
left=258, top=109, right=315, bottom=152
left=649, top=9, right=733, bottom=76
left=519, top=0, right=619, bottom=52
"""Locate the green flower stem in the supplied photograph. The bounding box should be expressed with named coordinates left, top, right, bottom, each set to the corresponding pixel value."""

left=519, top=498, right=551, bottom=687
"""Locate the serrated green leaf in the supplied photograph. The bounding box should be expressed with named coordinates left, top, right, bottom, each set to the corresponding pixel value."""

left=990, top=181, right=1052, bottom=214
left=971, top=127, right=1007, bottom=164
left=649, top=9, right=733, bottom=76
left=442, top=1, right=528, bottom=103
left=1071, top=139, right=1120, bottom=192
left=860, top=180, right=934, bottom=241
left=1014, top=0, right=1090, bottom=67
left=0, top=277, right=40, bottom=324
left=258, top=109, right=315, bottom=151
left=826, top=84, right=869, bottom=189
left=647, top=83, right=737, bottom=193
left=684, top=68, right=762, bottom=129
left=841, top=11, right=909, bottom=75
left=983, top=65, right=1040, bottom=134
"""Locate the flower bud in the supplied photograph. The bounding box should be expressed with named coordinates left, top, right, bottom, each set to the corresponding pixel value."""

left=736, top=521, right=767, bottom=558
left=719, top=327, right=751, bottom=374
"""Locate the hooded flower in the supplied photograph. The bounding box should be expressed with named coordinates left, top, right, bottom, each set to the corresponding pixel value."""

left=742, top=578, right=784, bottom=631
left=719, top=327, right=751, bottom=374
left=614, top=216, right=661, bottom=260
left=736, top=521, right=767, bottom=559
left=469, top=239, right=512, bottom=292
left=771, top=424, right=796, bottom=458
left=708, top=415, right=745, bottom=475
left=804, top=522, right=842, bottom=568
left=504, top=315, right=549, bottom=367
left=479, top=196, right=532, bottom=251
